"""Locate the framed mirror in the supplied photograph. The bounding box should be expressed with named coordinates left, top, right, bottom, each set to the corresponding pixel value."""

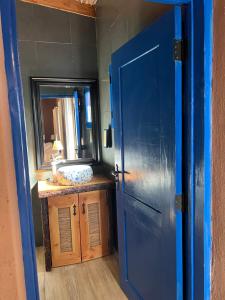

left=31, top=77, right=100, bottom=169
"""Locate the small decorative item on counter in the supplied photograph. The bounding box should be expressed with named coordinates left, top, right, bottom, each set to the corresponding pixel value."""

left=35, top=169, right=52, bottom=181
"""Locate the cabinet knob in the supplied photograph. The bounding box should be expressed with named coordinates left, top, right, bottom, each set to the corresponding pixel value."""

left=73, top=204, right=76, bottom=216
left=82, top=203, right=86, bottom=214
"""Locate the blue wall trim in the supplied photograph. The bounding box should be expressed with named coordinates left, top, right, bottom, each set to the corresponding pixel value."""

left=147, top=1, right=213, bottom=299
left=187, top=5, right=195, bottom=300
left=203, top=0, right=213, bottom=299
left=0, top=1, right=39, bottom=299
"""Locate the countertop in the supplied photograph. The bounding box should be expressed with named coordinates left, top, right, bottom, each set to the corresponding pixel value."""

left=38, top=176, right=114, bottom=199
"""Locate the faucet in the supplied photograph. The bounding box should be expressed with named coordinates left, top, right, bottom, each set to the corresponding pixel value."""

left=51, top=154, right=66, bottom=182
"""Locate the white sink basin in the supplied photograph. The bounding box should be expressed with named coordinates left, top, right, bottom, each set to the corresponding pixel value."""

left=55, top=165, right=93, bottom=186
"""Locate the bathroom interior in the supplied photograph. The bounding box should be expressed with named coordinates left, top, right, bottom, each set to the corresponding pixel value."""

left=16, top=0, right=170, bottom=298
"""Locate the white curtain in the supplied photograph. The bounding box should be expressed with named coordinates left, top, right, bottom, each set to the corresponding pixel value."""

left=63, top=98, right=77, bottom=160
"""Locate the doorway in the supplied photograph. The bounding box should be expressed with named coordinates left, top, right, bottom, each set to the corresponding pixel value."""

left=0, top=1, right=213, bottom=300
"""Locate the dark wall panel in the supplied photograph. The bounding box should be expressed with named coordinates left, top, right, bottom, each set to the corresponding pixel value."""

left=95, top=0, right=171, bottom=170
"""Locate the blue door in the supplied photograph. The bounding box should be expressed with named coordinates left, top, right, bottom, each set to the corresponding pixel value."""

left=112, top=7, right=183, bottom=300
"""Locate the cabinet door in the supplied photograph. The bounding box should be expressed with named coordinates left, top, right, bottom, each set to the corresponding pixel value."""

left=79, top=190, right=111, bottom=262
left=48, top=194, right=81, bottom=267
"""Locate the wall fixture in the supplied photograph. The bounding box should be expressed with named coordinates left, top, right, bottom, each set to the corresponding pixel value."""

left=104, top=125, right=112, bottom=148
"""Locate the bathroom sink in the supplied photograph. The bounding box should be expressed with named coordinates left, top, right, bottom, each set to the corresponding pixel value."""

left=55, top=165, right=93, bottom=186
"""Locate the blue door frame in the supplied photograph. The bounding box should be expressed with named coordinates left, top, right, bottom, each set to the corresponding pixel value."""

left=0, top=0, right=213, bottom=299
left=145, top=2, right=213, bottom=300
left=0, top=1, right=39, bottom=299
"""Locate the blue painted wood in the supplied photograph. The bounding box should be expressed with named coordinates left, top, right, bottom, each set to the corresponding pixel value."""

left=203, top=2, right=213, bottom=300
left=74, top=91, right=81, bottom=149
left=145, top=2, right=213, bottom=299
left=182, top=2, right=213, bottom=300
left=182, top=6, right=195, bottom=300
left=145, top=0, right=190, bottom=4
left=192, top=5, right=205, bottom=299
left=191, top=1, right=213, bottom=300
left=112, top=8, right=183, bottom=299
left=84, top=87, right=92, bottom=128
left=174, top=7, right=183, bottom=300
left=109, top=65, right=114, bottom=128
left=0, top=1, right=39, bottom=299
left=191, top=2, right=212, bottom=299
left=41, top=94, right=74, bottom=99
left=0, top=1, right=213, bottom=300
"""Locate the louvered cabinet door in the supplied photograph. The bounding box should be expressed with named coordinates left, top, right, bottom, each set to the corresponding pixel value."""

left=79, top=190, right=111, bottom=262
left=48, top=194, right=81, bottom=267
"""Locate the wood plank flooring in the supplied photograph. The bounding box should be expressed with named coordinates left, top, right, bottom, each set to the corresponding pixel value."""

left=36, top=247, right=127, bottom=300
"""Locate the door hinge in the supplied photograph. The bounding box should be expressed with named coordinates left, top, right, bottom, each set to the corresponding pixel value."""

left=175, top=194, right=185, bottom=212
left=174, top=39, right=184, bottom=61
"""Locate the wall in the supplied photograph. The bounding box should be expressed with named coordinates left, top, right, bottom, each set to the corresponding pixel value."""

left=16, top=0, right=98, bottom=245
left=212, top=1, right=225, bottom=298
left=95, top=0, right=170, bottom=171
left=0, top=18, right=26, bottom=300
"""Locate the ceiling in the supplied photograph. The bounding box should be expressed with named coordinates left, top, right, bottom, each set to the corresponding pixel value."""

left=77, top=0, right=97, bottom=5
left=20, top=0, right=97, bottom=17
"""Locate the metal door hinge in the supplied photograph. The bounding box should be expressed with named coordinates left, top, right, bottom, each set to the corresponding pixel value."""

left=175, top=194, right=185, bottom=212
left=174, top=39, right=184, bottom=61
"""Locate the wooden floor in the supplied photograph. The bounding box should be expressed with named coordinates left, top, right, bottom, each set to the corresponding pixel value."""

left=36, top=247, right=127, bottom=300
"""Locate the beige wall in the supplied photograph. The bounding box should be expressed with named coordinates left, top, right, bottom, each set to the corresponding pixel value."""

left=212, top=0, right=225, bottom=299
left=0, top=19, right=26, bottom=300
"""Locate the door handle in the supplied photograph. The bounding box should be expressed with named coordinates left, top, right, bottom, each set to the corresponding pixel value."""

left=112, top=164, right=130, bottom=182
left=112, top=164, right=121, bottom=182
left=111, top=170, right=122, bottom=177
left=73, top=204, right=76, bottom=216
left=112, top=170, right=129, bottom=176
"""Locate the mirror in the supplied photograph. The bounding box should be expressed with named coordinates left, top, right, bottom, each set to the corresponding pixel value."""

left=31, top=78, right=100, bottom=169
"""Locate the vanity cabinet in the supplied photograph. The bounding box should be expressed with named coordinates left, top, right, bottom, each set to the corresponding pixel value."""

left=39, top=176, right=114, bottom=271
left=48, top=190, right=111, bottom=267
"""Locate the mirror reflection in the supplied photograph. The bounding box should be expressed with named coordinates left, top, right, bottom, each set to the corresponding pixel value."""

left=40, top=86, right=94, bottom=165
left=31, top=78, right=99, bottom=169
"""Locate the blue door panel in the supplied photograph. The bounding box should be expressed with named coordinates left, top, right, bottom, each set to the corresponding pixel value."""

left=112, top=7, right=182, bottom=300
left=120, top=39, right=175, bottom=213
left=123, top=196, right=165, bottom=299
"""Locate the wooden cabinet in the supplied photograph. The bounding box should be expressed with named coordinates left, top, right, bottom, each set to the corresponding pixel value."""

left=48, top=190, right=111, bottom=268
left=48, top=194, right=81, bottom=267
left=79, top=190, right=110, bottom=262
